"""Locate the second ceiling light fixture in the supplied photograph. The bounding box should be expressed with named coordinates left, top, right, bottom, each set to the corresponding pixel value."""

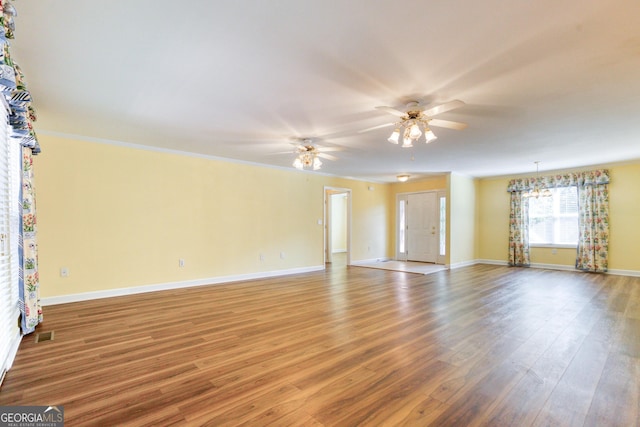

left=362, top=99, right=468, bottom=148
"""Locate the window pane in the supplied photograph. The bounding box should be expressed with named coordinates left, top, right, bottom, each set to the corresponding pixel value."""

left=529, top=196, right=553, bottom=218
left=557, top=187, right=578, bottom=214
left=557, top=216, right=579, bottom=244
left=399, top=200, right=405, bottom=253
left=439, top=197, right=446, bottom=256
left=530, top=216, right=554, bottom=244
left=528, top=186, right=578, bottom=245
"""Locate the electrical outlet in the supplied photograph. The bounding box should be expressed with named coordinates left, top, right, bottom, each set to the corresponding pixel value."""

left=60, top=267, right=69, bottom=277
left=179, top=259, right=185, bottom=267
left=260, top=253, right=265, bottom=261
left=280, top=252, right=285, bottom=259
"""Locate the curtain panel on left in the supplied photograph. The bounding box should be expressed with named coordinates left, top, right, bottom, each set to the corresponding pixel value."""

left=1, top=0, right=42, bottom=334
left=508, top=191, right=530, bottom=266
left=18, top=146, right=40, bottom=333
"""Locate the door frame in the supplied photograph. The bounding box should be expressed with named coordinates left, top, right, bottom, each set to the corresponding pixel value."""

left=396, top=189, right=446, bottom=264
left=324, top=187, right=352, bottom=265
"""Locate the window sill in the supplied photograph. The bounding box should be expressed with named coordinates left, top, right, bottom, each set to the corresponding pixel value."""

left=531, top=244, right=577, bottom=249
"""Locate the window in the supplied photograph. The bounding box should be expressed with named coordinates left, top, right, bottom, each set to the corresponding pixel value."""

left=439, top=196, right=446, bottom=256
left=398, top=199, right=406, bottom=254
left=1, top=99, right=20, bottom=381
left=529, top=187, right=578, bottom=246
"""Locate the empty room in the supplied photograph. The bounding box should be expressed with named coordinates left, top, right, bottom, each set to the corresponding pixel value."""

left=1, top=1, right=639, bottom=426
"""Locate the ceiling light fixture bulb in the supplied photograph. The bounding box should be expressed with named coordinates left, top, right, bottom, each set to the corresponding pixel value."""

left=424, top=129, right=437, bottom=143
left=397, top=174, right=410, bottom=182
left=402, top=128, right=413, bottom=147
left=303, top=153, right=313, bottom=167
left=523, top=161, right=552, bottom=198
left=408, top=122, right=422, bottom=140
left=388, top=129, right=400, bottom=144
left=293, top=157, right=303, bottom=170
left=313, top=156, right=322, bottom=170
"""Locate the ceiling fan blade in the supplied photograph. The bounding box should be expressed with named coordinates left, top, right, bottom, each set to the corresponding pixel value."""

left=265, top=150, right=297, bottom=156
left=358, top=122, right=394, bottom=133
left=318, top=153, right=338, bottom=161
left=375, top=106, right=407, bottom=117
left=428, top=118, right=468, bottom=130
left=422, top=100, right=465, bottom=117
left=316, top=146, right=343, bottom=152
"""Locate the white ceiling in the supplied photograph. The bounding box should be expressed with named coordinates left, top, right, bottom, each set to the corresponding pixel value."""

left=10, top=0, right=640, bottom=182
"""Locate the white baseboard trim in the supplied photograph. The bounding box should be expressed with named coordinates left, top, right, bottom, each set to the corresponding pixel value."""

left=474, top=259, right=640, bottom=276
left=1, top=329, right=22, bottom=387
left=447, top=260, right=479, bottom=270
left=475, top=259, right=508, bottom=266
left=40, top=260, right=640, bottom=307
left=41, top=265, right=326, bottom=306
left=530, top=262, right=577, bottom=271
left=606, top=268, right=640, bottom=277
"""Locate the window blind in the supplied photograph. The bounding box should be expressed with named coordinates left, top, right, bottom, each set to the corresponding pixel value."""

left=529, top=186, right=579, bottom=245
left=0, top=97, right=19, bottom=383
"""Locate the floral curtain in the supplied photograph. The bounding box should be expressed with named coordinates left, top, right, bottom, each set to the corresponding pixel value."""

left=1, top=0, right=42, bottom=333
left=575, top=171, right=609, bottom=273
left=506, top=169, right=609, bottom=192
left=508, top=191, right=530, bottom=266
left=508, top=169, right=610, bottom=272
left=19, top=147, right=41, bottom=333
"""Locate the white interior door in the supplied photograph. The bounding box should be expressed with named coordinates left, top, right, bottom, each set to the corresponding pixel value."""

left=407, top=192, right=438, bottom=262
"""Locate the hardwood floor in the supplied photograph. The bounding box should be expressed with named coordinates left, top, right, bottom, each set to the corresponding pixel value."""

left=1, top=265, right=638, bottom=426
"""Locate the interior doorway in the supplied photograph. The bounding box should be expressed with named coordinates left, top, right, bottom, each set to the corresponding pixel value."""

left=324, top=187, right=351, bottom=266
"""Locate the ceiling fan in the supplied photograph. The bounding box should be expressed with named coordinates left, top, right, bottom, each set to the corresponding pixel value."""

left=290, top=138, right=342, bottom=170
left=361, top=99, right=467, bottom=147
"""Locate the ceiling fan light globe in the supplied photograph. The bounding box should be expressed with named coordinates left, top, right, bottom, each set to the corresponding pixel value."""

left=293, top=157, right=303, bottom=170
left=304, top=153, right=314, bottom=167
left=388, top=129, right=400, bottom=144
left=425, top=129, right=437, bottom=143
left=408, top=123, right=422, bottom=139
left=402, top=137, right=413, bottom=148
left=313, top=157, right=322, bottom=170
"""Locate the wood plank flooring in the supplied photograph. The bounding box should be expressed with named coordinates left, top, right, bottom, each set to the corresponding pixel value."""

left=1, top=264, right=639, bottom=426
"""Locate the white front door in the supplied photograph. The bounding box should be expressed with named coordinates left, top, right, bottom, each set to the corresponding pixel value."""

left=407, top=192, right=438, bottom=262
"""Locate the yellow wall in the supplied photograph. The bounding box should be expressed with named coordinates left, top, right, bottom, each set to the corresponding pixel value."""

left=33, top=134, right=640, bottom=300
left=607, top=163, right=640, bottom=271
left=34, top=135, right=390, bottom=298
left=448, top=173, right=477, bottom=266
left=476, top=162, right=640, bottom=272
